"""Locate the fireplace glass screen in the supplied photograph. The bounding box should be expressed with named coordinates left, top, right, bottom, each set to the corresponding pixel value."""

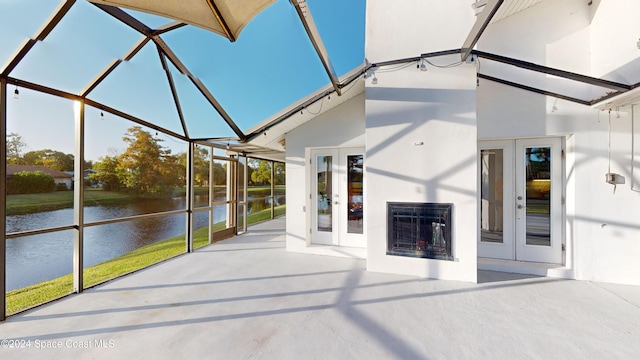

left=387, top=203, right=453, bottom=260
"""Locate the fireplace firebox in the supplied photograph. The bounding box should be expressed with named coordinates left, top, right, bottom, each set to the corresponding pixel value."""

left=387, top=202, right=453, bottom=260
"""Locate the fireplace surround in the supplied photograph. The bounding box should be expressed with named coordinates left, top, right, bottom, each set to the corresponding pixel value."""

left=387, top=202, right=453, bottom=261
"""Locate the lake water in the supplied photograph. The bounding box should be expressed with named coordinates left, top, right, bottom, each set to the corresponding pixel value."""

left=5, top=195, right=223, bottom=291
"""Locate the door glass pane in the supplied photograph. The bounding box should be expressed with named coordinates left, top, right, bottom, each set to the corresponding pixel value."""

left=480, top=149, right=504, bottom=243
left=525, top=147, right=551, bottom=246
left=347, top=155, right=364, bottom=234
left=317, top=156, right=332, bottom=232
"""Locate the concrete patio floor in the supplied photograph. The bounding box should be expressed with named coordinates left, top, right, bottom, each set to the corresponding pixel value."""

left=1, top=217, right=639, bottom=359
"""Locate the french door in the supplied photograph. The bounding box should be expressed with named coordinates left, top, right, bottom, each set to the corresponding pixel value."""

left=479, top=138, right=563, bottom=264
left=310, top=148, right=365, bottom=248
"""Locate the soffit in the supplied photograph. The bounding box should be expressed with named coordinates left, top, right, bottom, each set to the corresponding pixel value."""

left=482, top=0, right=546, bottom=23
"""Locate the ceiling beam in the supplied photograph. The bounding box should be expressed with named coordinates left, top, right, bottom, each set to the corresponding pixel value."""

left=1, top=0, right=76, bottom=76
left=290, top=0, right=342, bottom=95
left=461, top=0, right=503, bottom=61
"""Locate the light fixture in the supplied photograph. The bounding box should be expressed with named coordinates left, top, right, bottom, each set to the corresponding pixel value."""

left=13, top=86, right=19, bottom=100
left=371, top=75, right=378, bottom=85
left=226, top=142, right=230, bottom=150
left=551, top=98, right=558, bottom=113
left=417, top=59, right=427, bottom=71
left=100, top=111, right=105, bottom=120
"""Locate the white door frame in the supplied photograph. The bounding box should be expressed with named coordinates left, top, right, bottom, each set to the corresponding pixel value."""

left=309, top=147, right=365, bottom=248
left=478, top=138, right=564, bottom=264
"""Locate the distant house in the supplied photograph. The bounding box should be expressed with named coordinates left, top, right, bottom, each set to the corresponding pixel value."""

left=7, top=165, right=73, bottom=190
left=65, top=169, right=101, bottom=188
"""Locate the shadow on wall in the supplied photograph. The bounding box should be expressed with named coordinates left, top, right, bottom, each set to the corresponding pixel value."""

left=367, top=154, right=477, bottom=200
left=366, top=87, right=476, bottom=124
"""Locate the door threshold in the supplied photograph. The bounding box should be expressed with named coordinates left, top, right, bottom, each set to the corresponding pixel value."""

left=305, top=244, right=367, bottom=259
left=478, top=257, right=574, bottom=279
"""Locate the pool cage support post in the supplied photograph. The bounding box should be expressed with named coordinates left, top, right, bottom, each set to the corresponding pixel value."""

left=73, top=100, right=85, bottom=293
left=1, top=78, right=7, bottom=320
left=186, top=142, right=195, bottom=253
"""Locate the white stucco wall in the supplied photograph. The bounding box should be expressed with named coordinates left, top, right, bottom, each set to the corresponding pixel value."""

left=477, top=0, right=640, bottom=285
left=285, top=93, right=366, bottom=253
left=365, top=1, right=478, bottom=282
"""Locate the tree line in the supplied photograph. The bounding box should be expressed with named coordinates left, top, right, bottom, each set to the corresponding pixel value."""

left=6, top=132, right=91, bottom=171
left=7, top=127, right=284, bottom=197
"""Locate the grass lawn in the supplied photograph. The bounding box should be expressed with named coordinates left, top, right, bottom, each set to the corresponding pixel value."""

left=6, top=189, right=137, bottom=216
left=6, top=186, right=285, bottom=216
left=5, top=204, right=285, bottom=315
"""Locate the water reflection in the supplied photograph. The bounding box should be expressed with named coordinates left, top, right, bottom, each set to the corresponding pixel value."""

left=5, top=196, right=218, bottom=291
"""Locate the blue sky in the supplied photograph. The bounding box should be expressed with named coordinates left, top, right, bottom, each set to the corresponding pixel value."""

left=2, top=0, right=365, bottom=161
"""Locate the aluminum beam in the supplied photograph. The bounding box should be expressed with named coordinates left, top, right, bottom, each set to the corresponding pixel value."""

left=186, top=143, right=195, bottom=253
left=92, top=3, right=152, bottom=36
left=157, top=48, right=189, bottom=138
left=461, top=0, right=503, bottom=61
left=475, top=51, right=631, bottom=92
left=153, top=21, right=188, bottom=35
left=290, top=0, right=342, bottom=95
left=73, top=100, right=85, bottom=293
left=1, top=78, right=7, bottom=321
left=477, top=73, right=592, bottom=106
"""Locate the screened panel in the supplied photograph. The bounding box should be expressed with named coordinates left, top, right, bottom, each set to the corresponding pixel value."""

left=6, top=88, right=75, bottom=232
left=168, top=63, right=237, bottom=139
left=11, top=0, right=140, bottom=94
left=88, top=42, right=185, bottom=136
left=6, top=231, right=74, bottom=315
left=0, top=0, right=59, bottom=72
left=162, top=1, right=330, bottom=132
left=306, top=0, right=365, bottom=76
left=83, top=213, right=189, bottom=288
left=84, top=107, right=188, bottom=221
left=193, top=145, right=211, bottom=209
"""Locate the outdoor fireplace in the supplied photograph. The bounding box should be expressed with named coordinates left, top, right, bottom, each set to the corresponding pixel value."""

left=387, top=202, right=453, bottom=261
